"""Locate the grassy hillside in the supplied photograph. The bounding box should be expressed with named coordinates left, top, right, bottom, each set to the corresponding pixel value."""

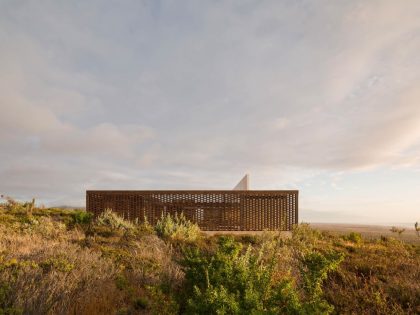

left=0, top=199, right=419, bottom=314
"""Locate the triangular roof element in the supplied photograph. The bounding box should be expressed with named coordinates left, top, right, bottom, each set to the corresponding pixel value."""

left=233, top=174, right=249, bottom=190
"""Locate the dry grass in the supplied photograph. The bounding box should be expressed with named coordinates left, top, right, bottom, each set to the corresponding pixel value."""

left=0, top=225, right=120, bottom=314
left=0, top=207, right=182, bottom=315
left=0, top=200, right=418, bottom=314
left=324, top=237, right=420, bottom=314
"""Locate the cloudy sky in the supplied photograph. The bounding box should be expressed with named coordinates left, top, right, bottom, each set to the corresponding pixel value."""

left=1, top=0, right=420, bottom=224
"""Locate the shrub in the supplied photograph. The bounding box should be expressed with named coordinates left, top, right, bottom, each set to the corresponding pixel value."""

left=390, top=226, right=405, bottom=236
left=155, top=213, right=200, bottom=242
left=180, top=236, right=343, bottom=314
left=0, top=195, right=21, bottom=212
left=291, top=223, right=322, bottom=252
left=17, top=216, right=67, bottom=239
left=181, top=236, right=270, bottom=314
left=95, top=209, right=134, bottom=231
left=187, top=285, right=240, bottom=314
left=237, top=234, right=260, bottom=245
left=0, top=202, right=418, bottom=314
left=299, top=250, right=344, bottom=314
left=71, top=210, right=93, bottom=225
left=135, top=216, right=155, bottom=234
left=343, top=232, right=362, bottom=244
left=0, top=196, right=37, bottom=216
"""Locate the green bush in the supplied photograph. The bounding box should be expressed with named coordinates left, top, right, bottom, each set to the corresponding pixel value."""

left=299, top=250, right=344, bottom=314
left=343, top=232, right=362, bottom=244
left=71, top=210, right=93, bottom=225
left=155, top=213, right=200, bottom=242
left=180, top=236, right=343, bottom=314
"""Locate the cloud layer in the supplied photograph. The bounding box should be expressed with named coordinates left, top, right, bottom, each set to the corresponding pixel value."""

left=1, top=1, right=420, bottom=222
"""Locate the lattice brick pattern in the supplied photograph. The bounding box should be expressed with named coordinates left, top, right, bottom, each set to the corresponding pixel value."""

left=86, top=190, right=298, bottom=231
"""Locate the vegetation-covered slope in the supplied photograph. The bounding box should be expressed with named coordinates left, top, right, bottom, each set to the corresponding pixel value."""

left=0, top=199, right=418, bottom=314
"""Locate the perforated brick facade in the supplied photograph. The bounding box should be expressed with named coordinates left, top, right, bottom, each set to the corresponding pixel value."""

left=86, top=190, right=298, bottom=231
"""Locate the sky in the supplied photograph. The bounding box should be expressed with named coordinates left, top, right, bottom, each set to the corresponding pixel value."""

left=1, top=0, right=420, bottom=225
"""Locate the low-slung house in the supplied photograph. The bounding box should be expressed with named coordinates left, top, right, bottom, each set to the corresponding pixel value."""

left=86, top=175, right=298, bottom=231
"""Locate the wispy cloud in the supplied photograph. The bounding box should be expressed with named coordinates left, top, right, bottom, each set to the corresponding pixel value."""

left=1, top=0, right=420, bottom=222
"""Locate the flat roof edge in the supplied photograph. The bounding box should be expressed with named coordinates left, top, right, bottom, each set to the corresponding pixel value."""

left=86, top=190, right=299, bottom=193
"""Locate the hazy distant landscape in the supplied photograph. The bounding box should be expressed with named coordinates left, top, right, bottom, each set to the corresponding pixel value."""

left=311, top=223, right=419, bottom=244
